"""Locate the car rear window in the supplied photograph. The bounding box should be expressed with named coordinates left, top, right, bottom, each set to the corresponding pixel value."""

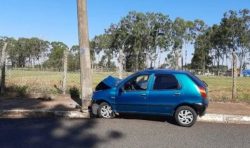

left=187, top=73, right=207, bottom=88
left=153, top=74, right=179, bottom=90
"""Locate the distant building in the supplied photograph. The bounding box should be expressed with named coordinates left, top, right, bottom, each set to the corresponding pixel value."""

left=224, top=69, right=240, bottom=77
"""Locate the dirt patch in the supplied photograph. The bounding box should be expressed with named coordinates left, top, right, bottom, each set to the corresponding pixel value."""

left=207, top=102, right=250, bottom=116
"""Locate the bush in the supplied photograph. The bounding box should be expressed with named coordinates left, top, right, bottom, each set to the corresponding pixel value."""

left=69, top=86, right=82, bottom=106
left=7, top=85, right=29, bottom=97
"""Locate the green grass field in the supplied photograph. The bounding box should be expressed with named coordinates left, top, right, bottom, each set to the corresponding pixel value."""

left=5, top=70, right=250, bottom=103
left=198, top=76, right=250, bottom=102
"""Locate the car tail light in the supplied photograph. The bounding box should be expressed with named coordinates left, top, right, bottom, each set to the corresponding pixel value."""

left=199, top=87, right=207, bottom=99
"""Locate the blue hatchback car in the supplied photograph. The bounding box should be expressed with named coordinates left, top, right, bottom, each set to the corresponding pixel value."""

left=242, top=70, right=250, bottom=77
left=91, top=69, right=209, bottom=127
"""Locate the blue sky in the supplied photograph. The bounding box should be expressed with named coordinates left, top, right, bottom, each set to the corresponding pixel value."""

left=0, top=0, right=249, bottom=66
left=0, top=0, right=249, bottom=47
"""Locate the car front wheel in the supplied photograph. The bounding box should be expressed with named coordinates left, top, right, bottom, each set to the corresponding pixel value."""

left=175, top=106, right=197, bottom=127
left=98, top=102, right=115, bottom=119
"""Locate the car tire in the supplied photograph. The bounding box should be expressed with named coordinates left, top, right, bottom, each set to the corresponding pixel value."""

left=175, top=106, right=197, bottom=127
left=98, top=102, right=115, bottom=119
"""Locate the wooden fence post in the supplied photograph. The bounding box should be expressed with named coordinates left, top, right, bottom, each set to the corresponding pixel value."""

left=232, top=50, right=237, bottom=100
left=0, top=42, right=7, bottom=95
left=62, top=49, right=68, bottom=95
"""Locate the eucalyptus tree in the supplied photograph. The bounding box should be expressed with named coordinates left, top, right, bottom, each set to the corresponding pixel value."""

left=106, top=11, right=147, bottom=73
left=131, top=12, right=147, bottom=71
left=14, top=38, right=33, bottom=67
left=43, top=42, right=68, bottom=71
left=209, top=24, right=227, bottom=75
left=218, top=9, right=250, bottom=99
left=105, top=24, right=121, bottom=76
left=63, top=43, right=97, bottom=72
left=168, top=18, right=207, bottom=70
left=105, top=11, right=173, bottom=72
left=1, top=37, right=49, bottom=68
left=237, top=9, right=250, bottom=76
left=1, top=37, right=17, bottom=67
left=106, top=20, right=133, bottom=75
left=145, top=12, right=172, bottom=68
left=68, top=44, right=96, bottom=71
left=114, top=12, right=148, bottom=72
left=68, top=45, right=80, bottom=71
left=91, top=33, right=115, bottom=70
left=167, top=18, right=186, bottom=69
left=191, top=28, right=213, bottom=72
left=26, top=38, right=49, bottom=68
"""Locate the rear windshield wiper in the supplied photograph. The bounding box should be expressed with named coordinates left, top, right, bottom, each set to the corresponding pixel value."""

left=202, top=80, right=208, bottom=87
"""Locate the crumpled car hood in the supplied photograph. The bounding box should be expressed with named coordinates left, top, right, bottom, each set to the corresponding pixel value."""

left=101, top=76, right=121, bottom=87
left=95, top=76, right=121, bottom=91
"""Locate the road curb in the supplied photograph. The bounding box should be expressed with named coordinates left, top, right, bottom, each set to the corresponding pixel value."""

left=198, top=113, right=250, bottom=124
left=0, top=109, right=90, bottom=119
left=1, top=110, right=250, bottom=125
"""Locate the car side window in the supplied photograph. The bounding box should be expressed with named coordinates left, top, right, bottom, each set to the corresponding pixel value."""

left=123, top=75, right=149, bottom=91
left=153, top=74, right=179, bottom=90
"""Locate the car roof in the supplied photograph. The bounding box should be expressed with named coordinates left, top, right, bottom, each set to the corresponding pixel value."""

left=135, top=69, right=207, bottom=88
left=136, top=69, right=190, bottom=75
left=243, top=69, right=250, bottom=73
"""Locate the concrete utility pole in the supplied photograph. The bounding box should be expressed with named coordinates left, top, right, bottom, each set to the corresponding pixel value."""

left=77, top=0, right=93, bottom=109
left=0, top=42, right=7, bottom=95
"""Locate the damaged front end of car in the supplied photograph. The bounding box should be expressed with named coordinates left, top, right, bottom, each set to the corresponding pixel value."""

left=90, top=76, right=121, bottom=115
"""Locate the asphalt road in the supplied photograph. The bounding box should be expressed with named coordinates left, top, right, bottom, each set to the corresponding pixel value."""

left=0, top=117, right=250, bottom=148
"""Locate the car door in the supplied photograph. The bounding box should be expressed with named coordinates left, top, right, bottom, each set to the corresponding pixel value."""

left=115, top=74, right=151, bottom=113
left=148, top=74, right=182, bottom=115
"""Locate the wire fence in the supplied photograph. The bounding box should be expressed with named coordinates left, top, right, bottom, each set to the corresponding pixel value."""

left=1, top=65, right=250, bottom=102
left=3, top=67, right=131, bottom=96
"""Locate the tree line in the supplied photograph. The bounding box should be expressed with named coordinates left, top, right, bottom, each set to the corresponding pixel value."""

left=92, top=11, right=207, bottom=72
left=0, top=38, right=95, bottom=71
left=191, top=9, right=250, bottom=75
left=1, top=9, right=250, bottom=74
left=92, top=9, right=250, bottom=74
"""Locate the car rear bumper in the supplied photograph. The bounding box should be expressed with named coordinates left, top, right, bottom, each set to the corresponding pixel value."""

left=194, top=100, right=208, bottom=116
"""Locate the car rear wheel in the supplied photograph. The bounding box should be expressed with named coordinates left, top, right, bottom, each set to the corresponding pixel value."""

left=175, top=106, right=197, bottom=127
left=98, top=102, right=115, bottom=119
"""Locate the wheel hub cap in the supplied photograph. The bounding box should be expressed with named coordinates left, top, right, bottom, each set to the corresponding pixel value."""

left=100, top=105, right=112, bottom=118
left=178, top=110, right=193, bottom=125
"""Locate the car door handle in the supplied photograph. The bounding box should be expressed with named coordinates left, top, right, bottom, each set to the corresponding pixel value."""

left=174, top=92, right=181, bottom=96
